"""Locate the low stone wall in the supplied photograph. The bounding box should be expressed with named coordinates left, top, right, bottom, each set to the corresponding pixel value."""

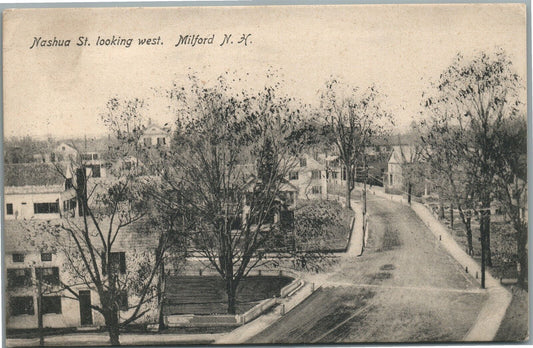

left=280, top=278, right=304, bottom=298
left=237, top=298, right=278, bottom=324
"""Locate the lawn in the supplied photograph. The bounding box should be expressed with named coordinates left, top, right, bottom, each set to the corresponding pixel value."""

left=438, top=212, right=519, bottom=279
left=434, top=210, right=528, bottom=341
left=163, top=275, right=292, bottom=315
left=294, top=199, right=355, bottom=251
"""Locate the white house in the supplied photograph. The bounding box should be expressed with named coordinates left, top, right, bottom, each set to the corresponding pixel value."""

left=287, top=155, right=328, bottom=200
left=4, top=219, right=159, bottom=330
left=139, top=121, right=171, bottom=148
left=80, top=151, right=106, bottom=179
left=53, top=143, right=78, bottom=162
left=4, top=163, right=78, bottom=220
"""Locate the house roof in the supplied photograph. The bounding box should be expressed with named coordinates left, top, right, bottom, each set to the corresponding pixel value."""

left=4, top=163, right=72, bottom=189
left=4, top=218, right=158, bottom=253
left=298, top=155, right=325, bottom=172
left=144, top=122, right=170, bottom=136
left=389, top=145, right=417, bottom=164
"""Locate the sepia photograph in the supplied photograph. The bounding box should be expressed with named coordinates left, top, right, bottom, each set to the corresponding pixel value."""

left=2, top=3, right=528, bottom=346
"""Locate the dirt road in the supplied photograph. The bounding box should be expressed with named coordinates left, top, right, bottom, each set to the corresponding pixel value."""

left=248, top=195, right=487, bottom=343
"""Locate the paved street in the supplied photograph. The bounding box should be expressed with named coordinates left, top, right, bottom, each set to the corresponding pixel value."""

left=248, top=194, right=488, bottom=343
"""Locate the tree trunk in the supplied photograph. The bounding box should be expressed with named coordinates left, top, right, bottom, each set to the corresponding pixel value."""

left=439, top=204, right=445, bottom=220
left=226, top=279, right=238, bottom=315
left=517, top=224, right=528, bottom=289
left=480, top=214, right=486, bottom=289
left=105, top=309, right=121, bottom=346
left=37, top=270, right=44, bottom=347
left=157, top=262, right=166, bottom=332
left=465, top=216, right=473, bottom=255
left=486, top=211, right=492, bottom=267
left=458, top=208, right=473, bottom=255
left=407, top=182, right=412, bottom=204
left=345, top=175, right=352, bottom=209
left=450, top=204, right=454, bottom=229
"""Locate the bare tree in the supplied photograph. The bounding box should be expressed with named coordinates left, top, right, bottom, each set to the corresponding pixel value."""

left=421, top=119, right=477, bottom=255
left=318, top=78, right=392, bottom=209
left=422, top=49, right=524, bottom=288
left=27, top=139, right=183, bottom=345
left=158, top=72, right=312, bottom=314
left=493, top=116, right=527, bottom=288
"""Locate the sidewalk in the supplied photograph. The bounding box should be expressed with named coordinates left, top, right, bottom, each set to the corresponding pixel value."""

left=372, top=188, right=512, bottom=341
left=215, top=281, right=317, bottom=344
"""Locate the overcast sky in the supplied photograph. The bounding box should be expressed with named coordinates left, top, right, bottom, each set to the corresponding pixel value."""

left=3, top=4, right=527, bottom=139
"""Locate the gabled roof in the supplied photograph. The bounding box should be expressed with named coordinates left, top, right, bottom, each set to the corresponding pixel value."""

left=389, top=145, right=417, bottom=164
left=55, top=142, right=77, bottom=153
left=291, top=154, right=325, bottom=172
left=144, top=122, right=171, bottom=136
left=4, top=163, right=72, bottom=189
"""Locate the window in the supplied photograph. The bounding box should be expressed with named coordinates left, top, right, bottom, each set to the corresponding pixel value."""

left=91, top=165, right=101, bottom=178
left=92, top=153, right=98, bottom=160
left=34, top=202, right=59, bottom=214
left=143, top=137, right=152, bottom=146
left=7, top=268, right=32, bottom=288
left=6, top=203, right=13, bottom=215
left=36, top=267, right=60, bottom=286
left=157, top=137, right=166, bottom=146
left=41, top=253, right=52, bottom=262
left=103, top=252, right=126, bottom=275
left=118, top=291, right=128, bottom=311
left=42, top=296, right=62, bottom=314
left=312, top=186, right=322, bottom=194
left=331, top=172, right=338, bottom=179
left=280, top=210, right=294, bottom=227
left=283, top=192, right=295, bottom=206
left=299, top=158, right=307, bottom=167
left=10, top=296, right=34, bottom=316
left=63, top=198, right=77, bottom=216
left=80, top=154, right=92, bottom=161
left=289, top=171, right=299, bottom=180
left=229, top=215, right=242, bottom=230
left=12, top=254, right=24, bottom=263
left=65, top=178, right=73, bottom=189
left=311, top=171, right=321, bottom=180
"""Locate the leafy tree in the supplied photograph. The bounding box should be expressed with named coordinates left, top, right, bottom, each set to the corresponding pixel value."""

left=318, top=78, right=392, bottom=209
left=421, top=118, right=477, bottom=255
left=160, top=72, right=310, bottom=314
left=422, top=49, right=524, bottom=287
left=493, top=116, right=527, bottom=288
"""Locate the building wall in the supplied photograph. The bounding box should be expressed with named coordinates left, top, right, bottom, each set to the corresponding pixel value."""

left=387, top=162, right=404, bottom=189
left=5, top=250, right=157, bottom=329
left=4, top=190, right=77, bottom=220
left=139, top=133, right=170, bottom=148
left=288, top=169, right=327, bottom=200
left=5, top=252, right=104, bottom=329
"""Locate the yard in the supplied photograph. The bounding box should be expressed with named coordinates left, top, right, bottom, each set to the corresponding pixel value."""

left=292, top=199, right=355, bottom=252
left=163, top=275, right=292, bottom=315
left=435, top=209, right=528, bottom=341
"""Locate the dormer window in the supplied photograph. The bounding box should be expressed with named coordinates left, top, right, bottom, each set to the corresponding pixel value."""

left=299, top=158, right=307, bottom=167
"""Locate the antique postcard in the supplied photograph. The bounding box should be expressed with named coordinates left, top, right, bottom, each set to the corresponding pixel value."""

left=2, top=4, right=528, bottom=346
